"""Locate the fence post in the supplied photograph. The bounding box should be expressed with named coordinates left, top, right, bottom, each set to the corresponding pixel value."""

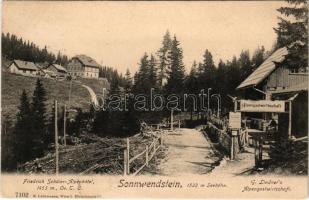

left=153, top=138, right=156, bottom=153
left=160, top=131, right=163, bottom=146
left=170, top=109, right=174, bottom=131
left=126, top=138, right=130, bottom=175
left=146, top=145, right=149, bottom=167
left=258, top=138, right=263, bottom=165
left=178, top=120, right=180, bottom=129
left=63, top=104, right=66, bottom=146
left=54, top=100, right=59, bottom=175
left=123, top=149, right=127, bottom=176
left=230, top=135, right=234, bottom=160
left=288, top=100, right=292, bottom=138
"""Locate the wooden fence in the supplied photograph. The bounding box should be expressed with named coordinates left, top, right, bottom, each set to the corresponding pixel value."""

left=123, top=133, right=163, bottom=176
left=147, top=120, right=181, bottom=131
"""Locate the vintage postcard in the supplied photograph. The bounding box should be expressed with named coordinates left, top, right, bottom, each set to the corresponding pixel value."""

left=1, top=1, right=308, bottom=199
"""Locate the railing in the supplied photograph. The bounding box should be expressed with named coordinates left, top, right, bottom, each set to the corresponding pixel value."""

left=123, top=132, right=163, bottom=176
left=147, top=120, right=181, bottom=130
left=208, top=115, right=228, bottom=130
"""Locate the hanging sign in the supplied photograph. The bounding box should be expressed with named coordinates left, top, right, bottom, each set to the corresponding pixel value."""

left=239, top=100, right=285, bottom=113
left=229, top=112, right=241, bottom=129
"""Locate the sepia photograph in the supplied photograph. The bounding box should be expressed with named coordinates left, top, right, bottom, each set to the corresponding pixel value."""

left=1, top=0, right=308, bottom=199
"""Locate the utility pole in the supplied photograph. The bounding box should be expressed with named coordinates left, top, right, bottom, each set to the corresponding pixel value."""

left=63, top=104, right=66, bottom=146
left=54, top=100, right=59, bottom=175
left=68, top=79, right=72, bottom=108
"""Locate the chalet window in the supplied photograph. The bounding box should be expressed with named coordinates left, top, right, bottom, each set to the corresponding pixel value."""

left=290, top=67, right=308, bottom=74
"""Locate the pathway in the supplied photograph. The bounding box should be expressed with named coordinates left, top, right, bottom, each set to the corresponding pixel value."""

left=156, top=128, right=222, bottom=176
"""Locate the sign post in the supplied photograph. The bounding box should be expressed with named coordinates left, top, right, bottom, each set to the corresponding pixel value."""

left=229, top=112, right=241, bottom=129
left=229, top=112, right=241, bottom=160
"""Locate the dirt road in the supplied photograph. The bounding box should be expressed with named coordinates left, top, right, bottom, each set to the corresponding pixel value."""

left=155, top=128, right=222, bottom=176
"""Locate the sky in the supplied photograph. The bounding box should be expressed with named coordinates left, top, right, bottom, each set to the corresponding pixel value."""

left=2, top=1, right=286, bottom=74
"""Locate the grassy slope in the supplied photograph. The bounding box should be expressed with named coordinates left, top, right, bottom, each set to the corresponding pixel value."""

left=2, top=72, right=108, bottom=121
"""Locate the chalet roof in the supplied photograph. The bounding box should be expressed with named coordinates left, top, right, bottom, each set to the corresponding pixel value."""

left=12, top=60, right=38, bottom=71
left=74, top=55, right=101, bottom=68
left=51, top=64, right=67, bottom=73
left=35, top=62, right=49, bottom=69
left=237, top=47, right=289, bottom=90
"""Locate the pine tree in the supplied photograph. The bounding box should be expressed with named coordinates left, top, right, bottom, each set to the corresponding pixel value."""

left=185, top=61, right=199, bottom=119
left=56, top=51, right=62, bottom=64
left=238, top=50, right=252, bottom=81
left=110, top=76, right=120, bottom=94
left=99, top=66, right=126, bottom=86
left=185, top=61, right=198, bottom=94
left=157, top=31, right=172, bottom=88
left=13, top=90, right=33, bottom=165
left=216, top=59, right=228, bottom=94
left=31, top=79, right=47, bottom=157
left=227, top=56, right=241, bottom=94
left=165, top=36, right=185, bottom=94
left=133, top=53, right=150, bottom=94
left=274, top=0, right=308, bottom=70
left=252, top=46, right=265, bottom=69
left=198, top=49, right=216, bottom=91
left=1, top=32, right=70, bottom=65
left=124, top=68, right=133, bottom=93
left=148, top=54, right=158, bottom=89
left=92, top=109, right=109, bottom=136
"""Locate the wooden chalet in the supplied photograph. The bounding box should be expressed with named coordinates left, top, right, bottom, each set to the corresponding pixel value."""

left=8, top=60, right=38, bottom=77
left=237, top=46, right=308, bottom=138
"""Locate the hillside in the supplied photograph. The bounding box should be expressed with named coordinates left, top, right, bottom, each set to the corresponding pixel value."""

left=2, top=72, right=108, bottom=122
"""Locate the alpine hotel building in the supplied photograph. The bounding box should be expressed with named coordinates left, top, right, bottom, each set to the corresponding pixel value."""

left=67, top=55, right=100, bottom=79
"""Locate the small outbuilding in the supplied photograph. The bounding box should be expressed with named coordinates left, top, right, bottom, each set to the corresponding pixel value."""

left=45, top=63, right=68, bottom=78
